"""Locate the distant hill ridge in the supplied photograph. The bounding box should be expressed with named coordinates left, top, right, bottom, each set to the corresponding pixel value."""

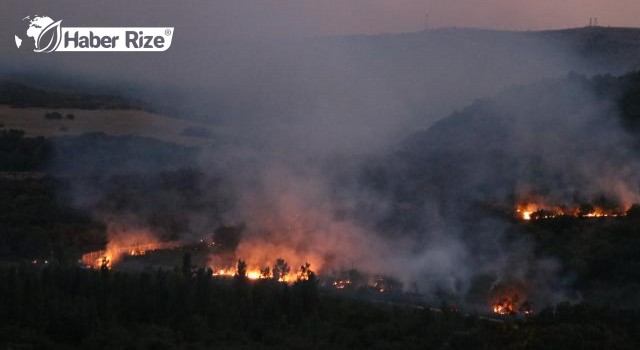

left=341, top=26, right=640, bottom=73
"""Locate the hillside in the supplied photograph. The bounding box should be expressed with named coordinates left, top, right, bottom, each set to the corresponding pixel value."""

left=382, top=71, right=640, bottom=208
left=0, top=105, right=220, bottom=147
left=7, top=26, right=640, bottom=127
left=348, top=70, right=640, bottom=309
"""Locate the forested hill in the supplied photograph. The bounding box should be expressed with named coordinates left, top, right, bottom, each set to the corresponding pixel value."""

left=379, top=71, right=640, bottom=206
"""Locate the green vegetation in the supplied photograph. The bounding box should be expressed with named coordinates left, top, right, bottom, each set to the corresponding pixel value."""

left=50, top=132, right=198, bottom=174
left=1, top=264, right=639, bottom=349
left=0, top=176, right=104, bottom=261
left=518, top=217, right=640, bottom=308
left=0, top=130, right=203, bottom=263
left=0, top=130, right=50, bottom=171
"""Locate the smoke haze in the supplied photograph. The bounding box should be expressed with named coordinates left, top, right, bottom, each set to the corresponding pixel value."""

left=3, top=0, right=640, bottom=37
left=3, top=1, right=640, bottom=308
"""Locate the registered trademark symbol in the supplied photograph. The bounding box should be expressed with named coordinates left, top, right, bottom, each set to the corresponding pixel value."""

left=165, top=29, right=172, bottom=36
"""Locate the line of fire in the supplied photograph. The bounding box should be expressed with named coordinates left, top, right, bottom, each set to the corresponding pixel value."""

left=79, top=233, right=399, bottom=295
left=65, top=196, right=640, bottom=322
left=515, top=201, right=640, bottom=221
left=71, top=197, right=640, bottom=319
left=74, top=225, right=558, bottom=320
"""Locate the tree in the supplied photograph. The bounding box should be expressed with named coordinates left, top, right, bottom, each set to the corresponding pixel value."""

left=297, top=263, right=314, bottom=281
left=531, top=209, right=555, bottom=220
left=627, top=204, right=640, bottom=218
left=182, top=253, right=192, bottom=277
left=260, top=266, right=271, bottom=279
left=578, top=204, right=595, bottom=217
left=100, top=256, right=111, bottom=272
left=272, top=259, right=290, bottom=282
left=235, top=259, right=247, bottom=279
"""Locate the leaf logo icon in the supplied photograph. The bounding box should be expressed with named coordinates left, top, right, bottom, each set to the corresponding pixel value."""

left=35, top=20, right=62, bottom=53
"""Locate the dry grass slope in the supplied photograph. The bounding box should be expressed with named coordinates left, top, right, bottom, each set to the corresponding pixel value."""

left=0, top=105, right=220, bottom=147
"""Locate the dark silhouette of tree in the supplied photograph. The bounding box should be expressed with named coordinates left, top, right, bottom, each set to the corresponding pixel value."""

left=297, top=263, right=313, bottom=281
left=182, top=253, right=192, bottom=277
left=272, top=258, right=290, bottom=282
left=260, top=266, right=271, bottom=279
left=1, top=264, right=639, bottom=349
left=531, top=209, right=555, bottom=220
left=627, top=204, right=640, bottom=218
left=235, top=259, right=247, bottom=279
left=100, top=256, right=111, bottom=272
left=579, top=204, right=595, bottom=217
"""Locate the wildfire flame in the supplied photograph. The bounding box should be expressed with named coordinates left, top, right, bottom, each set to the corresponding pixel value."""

left=212, top=267, right=267, bottom=281
left=516, top=203, right=625, bottom=221
left=492, top=298, right=516, bottom=315
left=81, top=227, right=182, bottom=269
left=490, top=282, right=535, bottom=317
left=332, top=279, right=352, bottom=289
left=211, top=262, right=312, bottom=284
left=81, top=241, right=182, bottom=269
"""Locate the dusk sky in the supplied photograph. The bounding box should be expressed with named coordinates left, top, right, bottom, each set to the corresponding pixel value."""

left=2, top=0, right=640, bottom=39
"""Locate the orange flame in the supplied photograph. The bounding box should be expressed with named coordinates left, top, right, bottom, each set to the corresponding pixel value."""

left=516, top=203, right=625, bottom=221
left=81, top=226, right=181, bottom=269
left=492, top=298, right=516, bottom=315
left=211, top=263, right=311, bottom=284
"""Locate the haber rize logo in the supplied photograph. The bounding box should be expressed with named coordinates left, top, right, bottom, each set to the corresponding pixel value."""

left=14, top=15, right=173, bottom=53
left=15, top=15, right=62, bottom=53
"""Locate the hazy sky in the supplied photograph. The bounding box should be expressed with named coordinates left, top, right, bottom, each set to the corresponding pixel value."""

left=2, top=0, right=639, bottom=39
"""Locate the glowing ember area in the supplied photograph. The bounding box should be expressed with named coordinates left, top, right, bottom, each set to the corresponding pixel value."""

left=492, top=298, right=534, bottom=316
left=370, top=276, right=388, bottom=293
left=516, top=203, right=626, bottom=221
left=211, top=267, right=266, bottom=280
left=211, top=261, right=313, bottom=284
left=490, top=282, right=534, bottom=316
left=81, top=241, right=182, bottom=269
left=332, top=279, right=352, bottom=289
left=492, top=298, right=516, bottom=315
left=520, top=302, right=534, bottom=317
left=81, top=227, right=182, bottom=269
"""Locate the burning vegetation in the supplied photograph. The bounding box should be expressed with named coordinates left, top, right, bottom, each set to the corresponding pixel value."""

left=80, top=210, right=550, bottom=318
left=490, top=283, right=534, bottom=317
left=80, top=240, right=184, bottom=269
left=211, top=259, right=313, bottom=283
left=515, top=202, right=639, bottom=221
left=492, top=297, right=534, bottom=316
left=332, top=279, right=352, bottom=289
left=80, top=225, right=198, bottom=269
left=80, top=223, right=404, bottom=299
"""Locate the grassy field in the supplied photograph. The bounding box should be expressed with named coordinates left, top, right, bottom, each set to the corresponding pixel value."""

left=0, top=105, right=220, bottom=147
